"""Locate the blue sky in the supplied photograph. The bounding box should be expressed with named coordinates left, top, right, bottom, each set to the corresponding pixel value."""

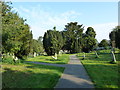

left=11, top=2, right=117, bottom=42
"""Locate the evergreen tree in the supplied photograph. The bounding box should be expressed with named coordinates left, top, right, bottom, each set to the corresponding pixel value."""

left=82, top=27, right=97, bottom=53
left=109, top=26, right=120, bottom=49
left=37, top=36, right=44, bottom=54
left=114, top=26, right=120, bottom=49
left=98, top=39, right=110, bottom=49
left=43, top=27, right=63, bottom=55
left=63, top=22, right=84, bottom=53
left=2, top=1, right=33, bottom=59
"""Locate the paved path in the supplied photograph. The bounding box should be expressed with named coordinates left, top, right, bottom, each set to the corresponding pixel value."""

left=54, top=55, right=94, bottom=88
left=26, top=55, right=94, bottom=88
left=25, top=61, right=66, bottom=67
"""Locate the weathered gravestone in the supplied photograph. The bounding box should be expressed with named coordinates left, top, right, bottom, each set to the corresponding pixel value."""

left=110, top=51, right=117, bottom=64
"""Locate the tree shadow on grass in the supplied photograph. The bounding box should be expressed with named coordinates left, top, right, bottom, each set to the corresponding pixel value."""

left=63, top=62, right=118, bottom=88
left=46, top=59, right=61, bottom=61
left=82, top=64, right=118, bottom=88
left=2, top=63, right=64, bottom=88
left=25, top=61, right=66, bottom=68
left=78, top=54, right=114, bottom=62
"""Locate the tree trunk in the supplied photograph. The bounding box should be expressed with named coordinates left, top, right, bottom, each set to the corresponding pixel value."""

left=95, top=51, right=99, bottom=58
left=33, top=52, right=36, bottom=57
left=110, top=51, right=117, bottom=64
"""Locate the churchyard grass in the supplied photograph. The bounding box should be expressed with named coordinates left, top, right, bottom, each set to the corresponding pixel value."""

left=77, top=51, right=119, bottom=88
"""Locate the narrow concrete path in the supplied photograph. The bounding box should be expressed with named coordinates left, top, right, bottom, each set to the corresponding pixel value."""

left=25, top=61, right=66, bottom=67
left=54, top=55, right=94, bottom=88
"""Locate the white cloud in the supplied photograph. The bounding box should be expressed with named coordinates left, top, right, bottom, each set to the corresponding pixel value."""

left=14, top=5, right=82, bottom=39
left=30, top=25, right=46, bottom=39
left=12, top=5, right=117, bottom=42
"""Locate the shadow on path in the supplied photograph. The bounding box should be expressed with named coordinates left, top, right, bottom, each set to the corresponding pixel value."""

left=25, top=55, right=95, bottom=88
left=25, top=61, right=66, bottom=67
left=54, top=55, right=94, bottom=88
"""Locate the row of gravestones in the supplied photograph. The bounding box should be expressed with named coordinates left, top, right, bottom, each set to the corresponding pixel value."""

left=1, top=53, right=18, bottom=63
left=82, top=49, right=116, bottom=64
left=51, top=50, right=66, bottom=60
left=0, top=50, right=64, bottom=63
left=1, top=52, right=38, bottom=61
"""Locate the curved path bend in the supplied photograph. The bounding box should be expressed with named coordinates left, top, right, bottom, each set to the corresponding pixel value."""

left=54, top=55, right=94, bottom=88
left=26, top=55, right=94, bottom=88
left=26, top=61, right=66, bottom=67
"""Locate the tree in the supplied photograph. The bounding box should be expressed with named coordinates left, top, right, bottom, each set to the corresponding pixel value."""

left=82, top=27, right=97, bottom=53
left=109, top=26, right=120, bottom=49
left=15, top=24, right=33, bottom=59
left=37, top=36, right=44, bottom=54
left=86, top=27, right=96, bottom=38
left=110, top=51, right=117, bottom=64
left=63, top=22, right=84, bottom=53
left=109, top=26, right=119, bottom=64
left=98, top=39, right=110, bottom=49
left=2, top=1, right=33, bottom=59
left=43, top=27, right=64, bottom=56
left=114, top=26, right=120, bottom=49
left=109, top=30, right=116, bottom=48
left=60, top=31, right=67, bottom=51
left=32, top=39, right=42, bottom=54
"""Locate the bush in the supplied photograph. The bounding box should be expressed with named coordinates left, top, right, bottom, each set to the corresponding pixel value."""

left=2, top=55, right=14, bottom=64
left=2, top=55, right=21, bottom=64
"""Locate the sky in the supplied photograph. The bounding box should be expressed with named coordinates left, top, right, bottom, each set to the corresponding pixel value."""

left=10, top=1, right=118, bottom=42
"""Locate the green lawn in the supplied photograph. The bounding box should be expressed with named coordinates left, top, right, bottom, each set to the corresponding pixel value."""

left=26, top=54, right=70, bottom=64
left=2, top=54, right=70, bottom=88
left=97, top=48, right=120, bottom=54
left=2, top=63, right=64, bottom=88
left=77, top=52, right=119, bottom=88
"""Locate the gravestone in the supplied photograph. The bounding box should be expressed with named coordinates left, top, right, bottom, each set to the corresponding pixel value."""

left=51, top=53, right=57, bottom=60
left=82, top=52, right=85, bottom=60
left=95, top=51, right=99, bottom=58
left=33, top=52, right=37, bottom=57
left=110, top=51, right=116, bottom=64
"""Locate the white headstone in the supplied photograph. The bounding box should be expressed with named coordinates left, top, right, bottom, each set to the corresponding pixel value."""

left=15, top=57, right=18, bottom=61
left=55, top=53, right=57, bottom=59
left=34, top=52, right=36, bottom=57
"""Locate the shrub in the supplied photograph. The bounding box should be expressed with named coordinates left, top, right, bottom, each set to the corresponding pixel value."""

left=2, top=55, right=21, bottom=64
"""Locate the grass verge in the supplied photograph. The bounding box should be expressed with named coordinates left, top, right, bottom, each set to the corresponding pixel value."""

left=77, top=52, right=119, bottom=88
left=2, top=63, right=64, bottom=88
